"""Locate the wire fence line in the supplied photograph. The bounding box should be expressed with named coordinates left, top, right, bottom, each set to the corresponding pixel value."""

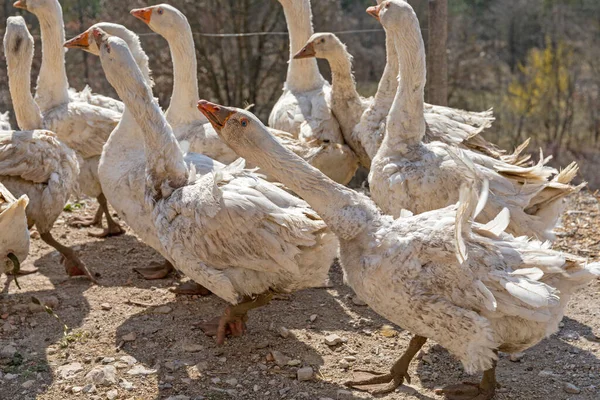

left=137, top=28, right=387, bottom=38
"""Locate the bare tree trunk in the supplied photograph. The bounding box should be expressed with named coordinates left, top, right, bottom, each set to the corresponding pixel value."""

left=427, top=0, right=448, bottom=106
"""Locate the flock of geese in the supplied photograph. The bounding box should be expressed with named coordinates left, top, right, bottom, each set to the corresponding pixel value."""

left=0, top=0, right=598, bottom=398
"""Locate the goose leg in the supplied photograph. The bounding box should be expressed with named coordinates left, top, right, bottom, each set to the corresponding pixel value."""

left=88, top=194, right=125, bottom=238
left=40, top=232, right=97, bottom=283
left=345, top=335, right=427, bottom=394
left=69, top=203, right=103, bottom=227
left=435, top=353, right=497, bottom=400
left=200, top=291, right=274, bottom=345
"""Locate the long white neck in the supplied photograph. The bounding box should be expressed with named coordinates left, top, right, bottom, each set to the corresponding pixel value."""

left=355, top=33, right=400, bottom=160
left=102, top=47, right=189, bottom=203
left=281, top=0, right=324, bottom=92
left=237, top=129, right=374, bottom=240
left=163, top=21, right=205, bottom=125
left=34, top=2, right=70, bottom=111
left=6, top=45, right=43, bottom=130
left=326, top=48, right=371, bottom=167
left=380, top=26, right=426, bottom=154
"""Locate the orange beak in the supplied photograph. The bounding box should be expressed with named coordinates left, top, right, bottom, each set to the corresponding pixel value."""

left=366, top=5, right=381, bottom=21
left=13, top=0, right=26, bottom=9
left=293, top=42, right=316, bottom=59
left=130, top=7, right=153, bottom=24
left=64, top=31, right=91, bottom=49
left=197, top=100, right=236, bottom=130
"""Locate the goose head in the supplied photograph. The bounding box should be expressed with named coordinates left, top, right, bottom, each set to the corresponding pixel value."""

left=294, top=32, right=345, bottom=60
left=130, top=4, right=187, bottom=39
left=367, top=0, right=418, bottom=31
left=65, top=22, right=152, bottom=85
left=3, top=16, right=34, bottom=63
left=197, top=100, right=267, bottom=158
left=13, top=0, right=59, bottom=15
left=0, top=195, right=30, bottom=277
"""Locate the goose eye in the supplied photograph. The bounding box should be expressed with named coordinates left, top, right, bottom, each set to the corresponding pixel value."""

left=320, top=38, right=325, bottom=43
left=240, top=118, right=248, bottom=127
left=157, top=8, right=163, bottom=15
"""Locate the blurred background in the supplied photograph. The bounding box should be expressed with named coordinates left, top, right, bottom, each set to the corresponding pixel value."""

left=1, top=0, right=599, bottom=186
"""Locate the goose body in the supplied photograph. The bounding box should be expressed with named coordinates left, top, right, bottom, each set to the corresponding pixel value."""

left=0, top=183, right=30, bottom=275
left=200, top=88, right=600, bottom=400
left=367, top=2, right=582, bottom=241
left=69, top=85, right=124, bottom=114
left=13, top=1, right=123, bottom=237
left=296, top=32, right=528, bottom=169
left=89, top=29, right=338, bottom=342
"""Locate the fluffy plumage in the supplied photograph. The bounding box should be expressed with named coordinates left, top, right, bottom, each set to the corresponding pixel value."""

left=92, top=31, right=338, bottom=306
left=204, top=102, right=600, bottom=387
left=368, top=1, right=583, bottom=241
left=269, top=0, right=358, bottom=184
left=6, top=10, right=121, bottom=232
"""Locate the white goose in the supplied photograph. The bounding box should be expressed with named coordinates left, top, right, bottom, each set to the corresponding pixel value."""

left=89, top=28, right=338, bottom=344
left=0, top=183, right=29, bottom=278
left=269, top=0, right=358, bottom=184
left=128, top=4, right=357, bottom=184
left=12, top=1, right=124, bottom=238
left=367, top=1, right=582, bottom=241
left=200, top=99, right=600, bottom=400
left=295, top=32, right=522, bottom=168
left=13, top=0, right=123, bottom=114
left=2, top=17, right=93, bottom=280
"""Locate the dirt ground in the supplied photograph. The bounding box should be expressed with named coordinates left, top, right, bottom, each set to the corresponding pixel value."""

left=1, top=191, right=599, bottom=400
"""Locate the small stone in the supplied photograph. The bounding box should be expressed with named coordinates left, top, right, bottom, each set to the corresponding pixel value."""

left=106, top=389, right=118, bottom=400
left=58, top=362, right=83, bottom=379
left=257, top=363, right=268, bottom=371
left=509, top=353, right=525, bottom=362
left=225, top=378, right=238, bottom=386
left=563, top=382, right=581, bottom=394
left=337, top=389, right=353, bottom=399
left=380, top=325, right=398, bottom=338
left=195, top=361, right=209, bottom=372
left=102, top=357, right=116, bottom=364
left=21, top=380, right=35, bottom=389
left=122, top=332, right=136, bottom=342
left=538, top=370, right=558, bottom=378
left=255, top=341, right=269, bottom=349
left=4, top=373, right=18, bottom=380
left=126, top=365, right=157, bottom=376
left=119, top=355, right=137, bottom=365
left=339, top=359, right=350, bottom=369
left=309, top=314, right=318, bottom=322
left=153, top=306, right=172, bottom=314
left=421, top=355, right=433, bottom=365
left=324, top=334, right=343, bottom=346
left=562, top=330, right=580, bottom=341
left=253, top=384, right=259, bottom=392
left=72, top=386, right=83, bottom=393
left=270, top=351, right=291, bottom=367
left=82, top=384, right=96, bottom=393
left=287, top=359, right=302, bottom=366
left=351, top=296, right=367, bottom=306
left=119, top=379, right=134, bottom=391
left=279, top=387, right=291, bottom=396
left=343, top=356, right=356, bottom=362
left=85, top=365, right=118, bottom=386
left=297, top=366, right=314, bottom=381
left=183, top=343, right=204, bottom=353
left=100, top=303, right=112, bottom=311
left=211, top=377, right=221, bottom=384
left=0, top=344, right=17, bottom=358
left=278, top=326, right=292, bottom=338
